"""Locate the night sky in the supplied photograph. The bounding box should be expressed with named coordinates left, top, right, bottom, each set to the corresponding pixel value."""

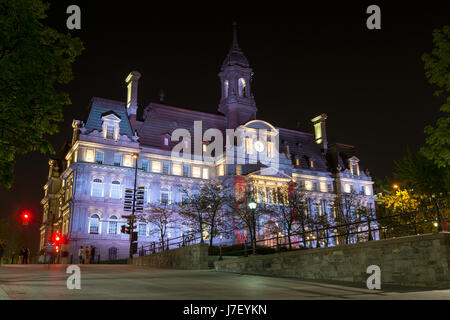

left=1, top=2, right=449, bottom=244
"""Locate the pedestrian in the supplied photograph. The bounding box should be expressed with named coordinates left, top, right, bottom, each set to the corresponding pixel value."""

left=78, top=246, right=84, bottom=264
left=38, top=250, right=45, bottom=264
left=90, top=245, right=96, bottom=264
left=85, top=245, right=90, bottom=264
left=23, top=247, right=29, bottom=264
left=18, top=248, right=24, bottom=264
left=11, top=251, right=15, bottom=264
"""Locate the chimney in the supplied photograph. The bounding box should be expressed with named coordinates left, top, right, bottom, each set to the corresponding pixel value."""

left=125, top=71, right=141, bottom=116
left=311, top=113, right=328, bottom=153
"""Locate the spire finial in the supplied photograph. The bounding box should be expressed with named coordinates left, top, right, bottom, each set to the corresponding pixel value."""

left=232, top=21, right=239, bottom=49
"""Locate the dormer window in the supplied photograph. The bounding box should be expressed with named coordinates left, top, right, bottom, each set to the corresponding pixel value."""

left=348, top=156, right=360, bottom=176
left=162, top=133, right=171, bottom=148
left=101, top=112, right=121, bottom=141
left=106, top=125, right=114, bottom=139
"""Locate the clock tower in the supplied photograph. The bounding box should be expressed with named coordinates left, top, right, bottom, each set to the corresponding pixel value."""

left=218, top=22, right=257, bottom=129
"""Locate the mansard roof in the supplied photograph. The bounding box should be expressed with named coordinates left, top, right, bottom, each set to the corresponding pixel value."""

left=84, top=97, right=134, bottom=138
left=137, top=102, right=227, bottom=149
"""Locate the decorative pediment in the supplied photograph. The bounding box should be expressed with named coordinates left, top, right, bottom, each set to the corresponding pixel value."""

left=101, top=111, right=121, bottom=122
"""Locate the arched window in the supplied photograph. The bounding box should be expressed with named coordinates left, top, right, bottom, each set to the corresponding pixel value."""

left=108, top=215, right=118, bottom=234
left=108, top=247, right=118, bottom=260
left=224, top=80, right=229, bottom=98
left=110, top=180, right=121, bottom=199
left=238, top=78, right=246, bottom=97
left=91, top=178, right=103, bottom=197
left=89, top=214, right=100, bottom=234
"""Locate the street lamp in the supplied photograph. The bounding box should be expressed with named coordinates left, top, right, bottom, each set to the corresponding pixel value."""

left=247, top=199, right=257, bottom=255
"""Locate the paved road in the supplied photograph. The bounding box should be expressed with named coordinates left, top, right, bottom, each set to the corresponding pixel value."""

left=0, top=264, right=449, bottom=300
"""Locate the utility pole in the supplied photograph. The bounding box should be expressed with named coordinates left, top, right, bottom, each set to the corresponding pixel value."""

left=129, top=153, right=139, bottom=259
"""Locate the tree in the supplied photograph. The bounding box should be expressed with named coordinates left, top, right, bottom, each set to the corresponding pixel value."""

left=421, top=25, right=450, bottom=168
left=0, top=0, right=84, bottom=188
left=333, top=192, right=360, bottom=244
left=178, top=180, right=233, bottom=247
left=146, top=203, right=176, bottom=251
left=233, top=187, right=271, bottom=255
left=268, top=183, right=308, bottom=249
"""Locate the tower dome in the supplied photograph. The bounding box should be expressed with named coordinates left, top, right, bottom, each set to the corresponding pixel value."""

left=221, top=22, right=249, bottom=70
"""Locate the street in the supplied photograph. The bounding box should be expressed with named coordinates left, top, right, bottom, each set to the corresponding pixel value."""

left=0, top=264, right=449, bottom=300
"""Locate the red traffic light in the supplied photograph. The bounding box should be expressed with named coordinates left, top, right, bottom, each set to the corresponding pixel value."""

left=21, top=210, right=31, bottom=225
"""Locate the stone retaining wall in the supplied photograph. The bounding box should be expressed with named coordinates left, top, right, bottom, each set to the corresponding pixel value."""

left=214, top=232, right=450, bottom=288
left=130, top=243, right=209, bottom=269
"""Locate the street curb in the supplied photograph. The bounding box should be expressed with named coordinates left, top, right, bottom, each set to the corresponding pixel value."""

left=0, top=284, right=11, bottom=300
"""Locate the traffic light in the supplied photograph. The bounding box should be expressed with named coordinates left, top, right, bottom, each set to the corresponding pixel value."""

left=121, top=225, right=130, bottom=234
left=55, top=245, right=60, bottom=253
left=21, top=210, right=31, bottom=225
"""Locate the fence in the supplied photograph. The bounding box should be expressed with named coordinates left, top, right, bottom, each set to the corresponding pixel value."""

left=137, top=207, right=448, bottom=258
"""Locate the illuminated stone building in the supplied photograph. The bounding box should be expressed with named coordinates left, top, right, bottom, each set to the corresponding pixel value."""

left=40, top=26, right=376, bottom=261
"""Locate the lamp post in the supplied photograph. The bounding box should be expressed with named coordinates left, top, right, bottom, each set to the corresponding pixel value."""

left=129, top=153, right=139, bottom=259
left=248, top=199, right=257, bottom=255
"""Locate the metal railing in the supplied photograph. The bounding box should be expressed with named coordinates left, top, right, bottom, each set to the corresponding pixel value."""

left=135, top=207, right=448, bottom=258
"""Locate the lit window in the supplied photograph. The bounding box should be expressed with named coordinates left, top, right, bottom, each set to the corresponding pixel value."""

left=202, top=168, right=209, bottom=179
left=218, top=164, right=224, bottom=176
left=236, top=165, right=241, bottom=175
left=344, top=184, right=351, bottom=193
left=95, top=151, right=104, bottom=164
left=310, top=160, right=314, bottom=168
left=152, top=161, right=161, bottom=173
left=92, top=178, right=103, bottom=197
left=141, top=160, right=149, bottom=171
left=183, top=165, right=190, bottom=177
left=365, top=186, right=371, bottom=196
left=192, top=167, right=201, bottom=178
left=108, top=216, right=118, bottom=234
left=89, top=214, right=100, bottom=234
left=172, top=164, right=182, bottom=176
left=305, top=181, right=312, bottom=191
left=85, top=149, right=94, bottom=162
left=123, top=155, right=132, bottom=167
left=110, top=180, right=121, bottom=199
left=320, top=182, right=327, bottom=192
left=164, top=137, right=169, bottom=146
left=245, top=138, right=253, bottom=154
left=295, top=158, right=300, bottom=166
left=114, top=154, right=122, bottom=166
left=160, top=188, right=170, bottom=204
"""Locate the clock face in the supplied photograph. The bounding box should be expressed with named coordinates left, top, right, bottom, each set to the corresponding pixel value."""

left=254, top=140, right=264, bottom=153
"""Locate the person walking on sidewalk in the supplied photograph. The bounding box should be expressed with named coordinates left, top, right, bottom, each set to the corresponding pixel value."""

left=78, top=246, right=84, bottom=264
left=84, top=246, right=90, bottom=264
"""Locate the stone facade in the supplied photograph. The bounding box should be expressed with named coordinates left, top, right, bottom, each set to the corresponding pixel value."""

left=214, top=232, right=450, bottom=288
left=129, top=243, right=208, bottom=270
